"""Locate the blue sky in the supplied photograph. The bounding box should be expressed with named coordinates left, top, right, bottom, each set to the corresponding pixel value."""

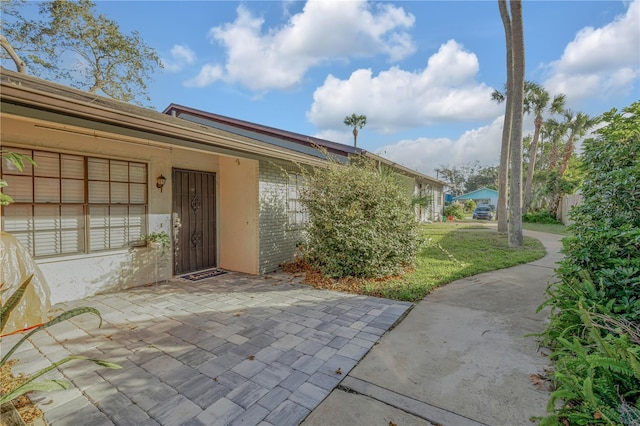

left=15, top=1, right=640, bottom=176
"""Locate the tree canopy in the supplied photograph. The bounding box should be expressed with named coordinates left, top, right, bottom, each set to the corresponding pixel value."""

left=1, top=0, right=162, bottom=106
left=435, top=162, right=498, bottom=196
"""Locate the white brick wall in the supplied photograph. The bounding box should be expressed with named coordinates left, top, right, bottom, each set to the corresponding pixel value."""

left=258, top=160, right=304, bottom=273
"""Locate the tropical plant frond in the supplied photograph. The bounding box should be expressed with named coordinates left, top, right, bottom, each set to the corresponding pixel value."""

left=1, top=306, right=102, bottom=366
left=0, top=274, right=34, bottom=333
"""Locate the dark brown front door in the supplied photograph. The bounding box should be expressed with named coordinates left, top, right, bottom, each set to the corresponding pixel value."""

left=173, top=169, right=216, bottom=275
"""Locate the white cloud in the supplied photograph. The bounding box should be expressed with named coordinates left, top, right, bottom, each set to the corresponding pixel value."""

left=162, top=44, right=196, bottom=73
left=314, top=129, right=353, bottom=145
left=188, top=0, right=416, bottom=91
left=307, top=40, right=502, bottom=133
left=374, top=116, right=506, bottom=176
left=544, top=0, right=640, bottom=100
left=185, top=64, right=224, bottom=87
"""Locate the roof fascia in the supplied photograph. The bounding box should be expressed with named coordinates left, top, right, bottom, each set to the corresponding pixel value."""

left=362, top=152, right=445, bottom=186
left=1, top=104, right=315, bottom=164
left=165, top=103, right=362, bottom=157
left=0, top=77, right=327, bottom=168
left=454, top=187, right=498, bottom=199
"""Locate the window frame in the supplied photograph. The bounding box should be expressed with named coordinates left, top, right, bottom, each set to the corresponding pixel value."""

left=1, top=146, right=148, bottom=259
left=286, top=172, right=308, bottom=229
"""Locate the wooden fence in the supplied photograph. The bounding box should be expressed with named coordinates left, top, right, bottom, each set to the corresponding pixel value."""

left=559, top=193, right=584, bottom=225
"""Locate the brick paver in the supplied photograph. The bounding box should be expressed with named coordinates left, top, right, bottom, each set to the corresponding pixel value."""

left=9, top=272, right=411, bottom=425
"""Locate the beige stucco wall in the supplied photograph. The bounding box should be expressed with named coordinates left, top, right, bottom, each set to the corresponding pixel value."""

left=0, top=114, right=238, bottom=304
left=218, top=156, right=259, bottom=274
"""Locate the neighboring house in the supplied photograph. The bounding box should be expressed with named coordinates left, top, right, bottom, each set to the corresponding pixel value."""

left=1, top=69, right=443, bottom=304
left=453, top=187, right=498, bottom=209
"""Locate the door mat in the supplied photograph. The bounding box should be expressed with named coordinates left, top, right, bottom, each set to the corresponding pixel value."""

left=178, top=268, right=228, bottom=281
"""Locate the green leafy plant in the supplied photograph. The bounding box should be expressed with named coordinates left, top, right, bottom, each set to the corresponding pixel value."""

left=443, top=202, right=465, bottom=220
left=523, top=210, right=561, bottom=224
left=537, top=304, right=640, bottom=425
left=537, top=102, right=640, bottom=424
left=296, top=153, right=418, bottom=279
left=411, top=194, right=433, bottom=209
left=144, top=231, right=171, bottom=254
left=463, top=199, right=477, bottom=214
left=0, top=276, right=121, bottom=406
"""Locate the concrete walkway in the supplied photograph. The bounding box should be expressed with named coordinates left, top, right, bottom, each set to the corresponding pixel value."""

left=304, top=230, right=562, bottom=426
left=4, top=274, right=411, bottom=426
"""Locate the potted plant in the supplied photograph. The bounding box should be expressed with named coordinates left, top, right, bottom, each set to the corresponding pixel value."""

left=143, top=231, right=170, bottom=254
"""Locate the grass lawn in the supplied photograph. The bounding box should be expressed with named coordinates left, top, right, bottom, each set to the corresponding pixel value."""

left=363, top=223, right=546, bottom=302
left=296, top=222, right=546, bottom=302
left=522, top=222, right=570, bottom=235
left=364, top=223, right=546, bottom=301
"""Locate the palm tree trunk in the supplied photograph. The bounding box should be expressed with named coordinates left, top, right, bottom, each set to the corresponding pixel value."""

left=551, top=188, right=562, bottom=219
left=523, top=115, right=542, bottom=210
left=552, top=133, right=575, bottom=219
left=497, top=0, right=512, bottom=234
left=549, top=138, right=559, bottom=170
left=558, top=133, right=575, bottom=176
left=508, top=0, right=525, bottom=248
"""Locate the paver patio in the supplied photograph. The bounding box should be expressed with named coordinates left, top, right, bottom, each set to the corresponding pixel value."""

left=3, top=272, right=411, bottom=426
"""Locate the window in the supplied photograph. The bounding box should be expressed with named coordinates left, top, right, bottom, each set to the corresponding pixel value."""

left=287, top=173, right=307, bottom=227
left=1, top=147, right=147, bottom=258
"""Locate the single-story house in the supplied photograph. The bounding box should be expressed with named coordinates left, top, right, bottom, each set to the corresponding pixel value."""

left=162, top=104, right=445, bottom=225
left=453, top=187, right=498, bottom=209
left=1, top=68, right=443, bottom=304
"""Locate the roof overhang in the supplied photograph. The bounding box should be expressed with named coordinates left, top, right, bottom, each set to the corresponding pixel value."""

left=0, top=69, right=327, bottom=167
left=363, top=152, right=447, bottom=186
left=164, top=104, right=444, bottom=186
left=164, top=103, right=362, bottom=159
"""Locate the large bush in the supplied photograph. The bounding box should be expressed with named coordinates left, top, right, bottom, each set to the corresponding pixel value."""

left=298, top=155, right=418, bottom=278
left=463, top=199, right=477, bottom=213
left=538, top=102, right=640, bottom=425
left=444, top=202, right=465, bottom=220
left=522, top=210, right=560, bottom=224
left=559, top=102, right=640, bottom=322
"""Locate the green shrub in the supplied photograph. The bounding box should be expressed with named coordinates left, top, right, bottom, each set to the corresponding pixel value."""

left=523, top=210, right=561, bottom=224
left=298, top=155, right=418, bottom=278
left=538, top=102, right=640, bottom=424
left=560, top=102, right=640, bottom=322
left=444, top=202, right=465, bottom=220
left=538, top=302, right=640, bottom=426
left=463, top=199, right=476, bottom=213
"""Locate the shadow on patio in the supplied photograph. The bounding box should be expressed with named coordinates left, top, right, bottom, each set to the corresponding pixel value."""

left=6, top=273, right=411, bottom=426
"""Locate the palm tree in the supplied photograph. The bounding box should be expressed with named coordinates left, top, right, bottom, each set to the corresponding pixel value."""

left=544, top=118, right=568, bottom=171
left=549, top=110, right=599, bottom=216
left=507, top=0, right=525, bottom=247
left=491, top=11, right=511, bottom=235
left=523, top=88, right=565, bottom=210
left=497, top=0, right=525, bottom=247
left=491, top=79, right=539, bottom=233
left=344, top=114, right=367, bottom=147
left=558, top=110, right=598, bottom=176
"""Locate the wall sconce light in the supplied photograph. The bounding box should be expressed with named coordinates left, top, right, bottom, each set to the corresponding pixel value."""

left=156, top=174, right=166, bottom=192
